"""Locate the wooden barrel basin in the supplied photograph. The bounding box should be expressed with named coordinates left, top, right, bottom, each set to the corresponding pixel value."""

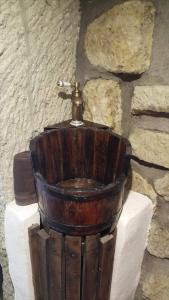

left=30, top=125, right=131, bottom=235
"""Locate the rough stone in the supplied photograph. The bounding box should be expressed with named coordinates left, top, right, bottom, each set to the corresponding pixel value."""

left=135, top=252, right=169, bottom=300
left=131, top=171, right=157, bottom=205
left=129, top=128, right=169, bottom=168
left=0, top=0, right=80, bottom=298
left=132, top=86, right=169, bottom=114
left=85, top=0, right=155, bottom=74
left=153, top=173, right=169, bottom=201
left=147, top=199, right=169, bottom=259
left=147, top=221, right=169, bottom=259
left=83, top=79, right=122, bottom=133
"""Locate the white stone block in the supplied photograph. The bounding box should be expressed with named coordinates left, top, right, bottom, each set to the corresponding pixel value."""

left=5, top=202, right=40, bottom=300
left=111, top=191, right=153, bottom=300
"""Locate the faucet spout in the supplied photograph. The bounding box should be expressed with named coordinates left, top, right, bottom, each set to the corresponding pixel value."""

left=57, top=80, right=84, bottom=126
left=71, top=82, right=84, bottom=126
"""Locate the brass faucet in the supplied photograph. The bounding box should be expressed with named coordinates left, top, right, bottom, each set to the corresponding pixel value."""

left=57, top=80, right=84, bottom=126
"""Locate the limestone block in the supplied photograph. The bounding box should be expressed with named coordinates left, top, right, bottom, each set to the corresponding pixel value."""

left=83, top=79, right=122, bottom=133
left=111, top=191, right=153, bottom=300
left=153, top=173, right=169, bottom=201
left=142, top=270, right=169, bottom=300
left=147, top=221, right=169, bottom=259
left=131, top=171, right=157, bottom=205
left=129, top=128, right=169, bottom=168
left=147, top=198, right=169, bottom=259
left=85, top=0, right=155, bottom=74
left=5, top=202, right=40, bottom=300
left=132, top=86, right=169, bottom=114
left=137, top=252, right=169, bottom=300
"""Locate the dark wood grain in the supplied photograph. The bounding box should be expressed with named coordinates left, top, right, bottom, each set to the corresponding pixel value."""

left=30, top=122, right=131, bottom=235
left=28, top=224, right=41, bottom=300
left=97, top=230, right=117, bottom=300
left=29, top=225, right=117, bottom=300
left=48, top=230, right=63, bottom=300
left=93, top=130, right=110, bottom=183
left=13, top=151, right=37, bottom=205
left=37, top=229, right=50, bottom=300
left=82, top=235, right=100, bottom=300
left=65, top=236, right=81, bottom=300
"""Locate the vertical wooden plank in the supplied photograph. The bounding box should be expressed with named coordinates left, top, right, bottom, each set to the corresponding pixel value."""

left=61, top=236, right=66, bottom=300
left=65, top=236, right=81, bottom=300
left=28, top=224, right=41, bottom=300
left=0, top=263, right=2, bottom=300
left=37, top=229, right=50, bottom=300
left=82, top=235, right=99, bottom=300
left=97, top=230, right=117, bottom=300
left=93, top=131, right=110, bottom=183
left=84, top=129, right=95, bottom=179
left=48, top=230, right=64, bottom=300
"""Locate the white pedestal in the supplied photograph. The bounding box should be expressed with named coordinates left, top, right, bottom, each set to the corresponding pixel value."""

left=5, top=191, right=153, bottom=300
left=5, top=202, right=40, bottom=300
left=111, top=191, right=153, bottom=300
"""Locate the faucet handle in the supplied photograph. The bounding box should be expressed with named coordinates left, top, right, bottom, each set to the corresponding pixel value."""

left=57, top=80, right=72, bottom=88
left=57, top=81, right=81, bottom=91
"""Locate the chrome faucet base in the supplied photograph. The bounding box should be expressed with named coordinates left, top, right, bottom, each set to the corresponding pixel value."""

left=70, top=120, right=84, bottom=127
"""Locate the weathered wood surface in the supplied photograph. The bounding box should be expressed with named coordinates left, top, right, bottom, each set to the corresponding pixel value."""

left=28, top=224, right=41, bottom=300
left=13, top=151, right=37, bottom=206
left=82, top=234, right=100, bottom=300
left=65, top=235, right=81, bottom=300
left=29, top=227, right=117, bottom=300
left=37, top=229, right=50, bottom=300
left=30, top=124, right=131, bottom=235
left=48, top=230, right=63, bottom=300
left=97, top=230, right=117, bottom=300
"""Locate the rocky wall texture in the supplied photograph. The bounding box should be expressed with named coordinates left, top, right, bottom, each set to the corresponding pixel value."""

left=77, top=0, right=169, bottom=299
left=0, top=0, right=80, bottom=299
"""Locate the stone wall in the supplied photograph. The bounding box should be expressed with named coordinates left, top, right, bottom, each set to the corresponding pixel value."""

left=0, top=1, right=80, bottom=299
left=77, top=0, right=169, bottom=299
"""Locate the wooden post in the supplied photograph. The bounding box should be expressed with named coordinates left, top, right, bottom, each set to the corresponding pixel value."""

left=48, top=230, right=64, bottom=300
left=28, top=224, right=41, bottom=300
left=29, top=227, right=117, bottom=300
left=65, top=236, right=82, bottom=300
left=82, top=235, right=100, bottom=300
left=37, top=229, right=50, bottom=300
left=97, top=230, right=117, bottom=300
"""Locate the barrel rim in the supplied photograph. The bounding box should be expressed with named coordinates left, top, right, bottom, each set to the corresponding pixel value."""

left=30, top=126, right=131, bottom=201
left=35, top=171, right=126, bottom=201
left=30, top=126, right=132, bottom=155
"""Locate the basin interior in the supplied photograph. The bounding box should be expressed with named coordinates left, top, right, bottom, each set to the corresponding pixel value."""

left=31, top=127, right=129, bottom=192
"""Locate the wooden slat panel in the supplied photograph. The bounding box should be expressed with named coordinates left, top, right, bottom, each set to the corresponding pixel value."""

left=61, top=236, right=66, bottom=300
left=97, top=230, right=117, bottom=300
left=65, top=236, right=81, bottom=300
left=82, top=235, right=99, bottom=300
left=37, top=229, right=50, bottom=300
left=28, top=224, right=41, bottom=300
left=48, top=230, right=64, bottom=300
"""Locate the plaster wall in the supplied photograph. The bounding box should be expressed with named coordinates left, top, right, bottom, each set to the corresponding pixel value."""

left=0, top=1, right=80, bottom=299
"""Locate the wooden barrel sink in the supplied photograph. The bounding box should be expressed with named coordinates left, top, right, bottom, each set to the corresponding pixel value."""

left=30, top=125, right=131, bottom=235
